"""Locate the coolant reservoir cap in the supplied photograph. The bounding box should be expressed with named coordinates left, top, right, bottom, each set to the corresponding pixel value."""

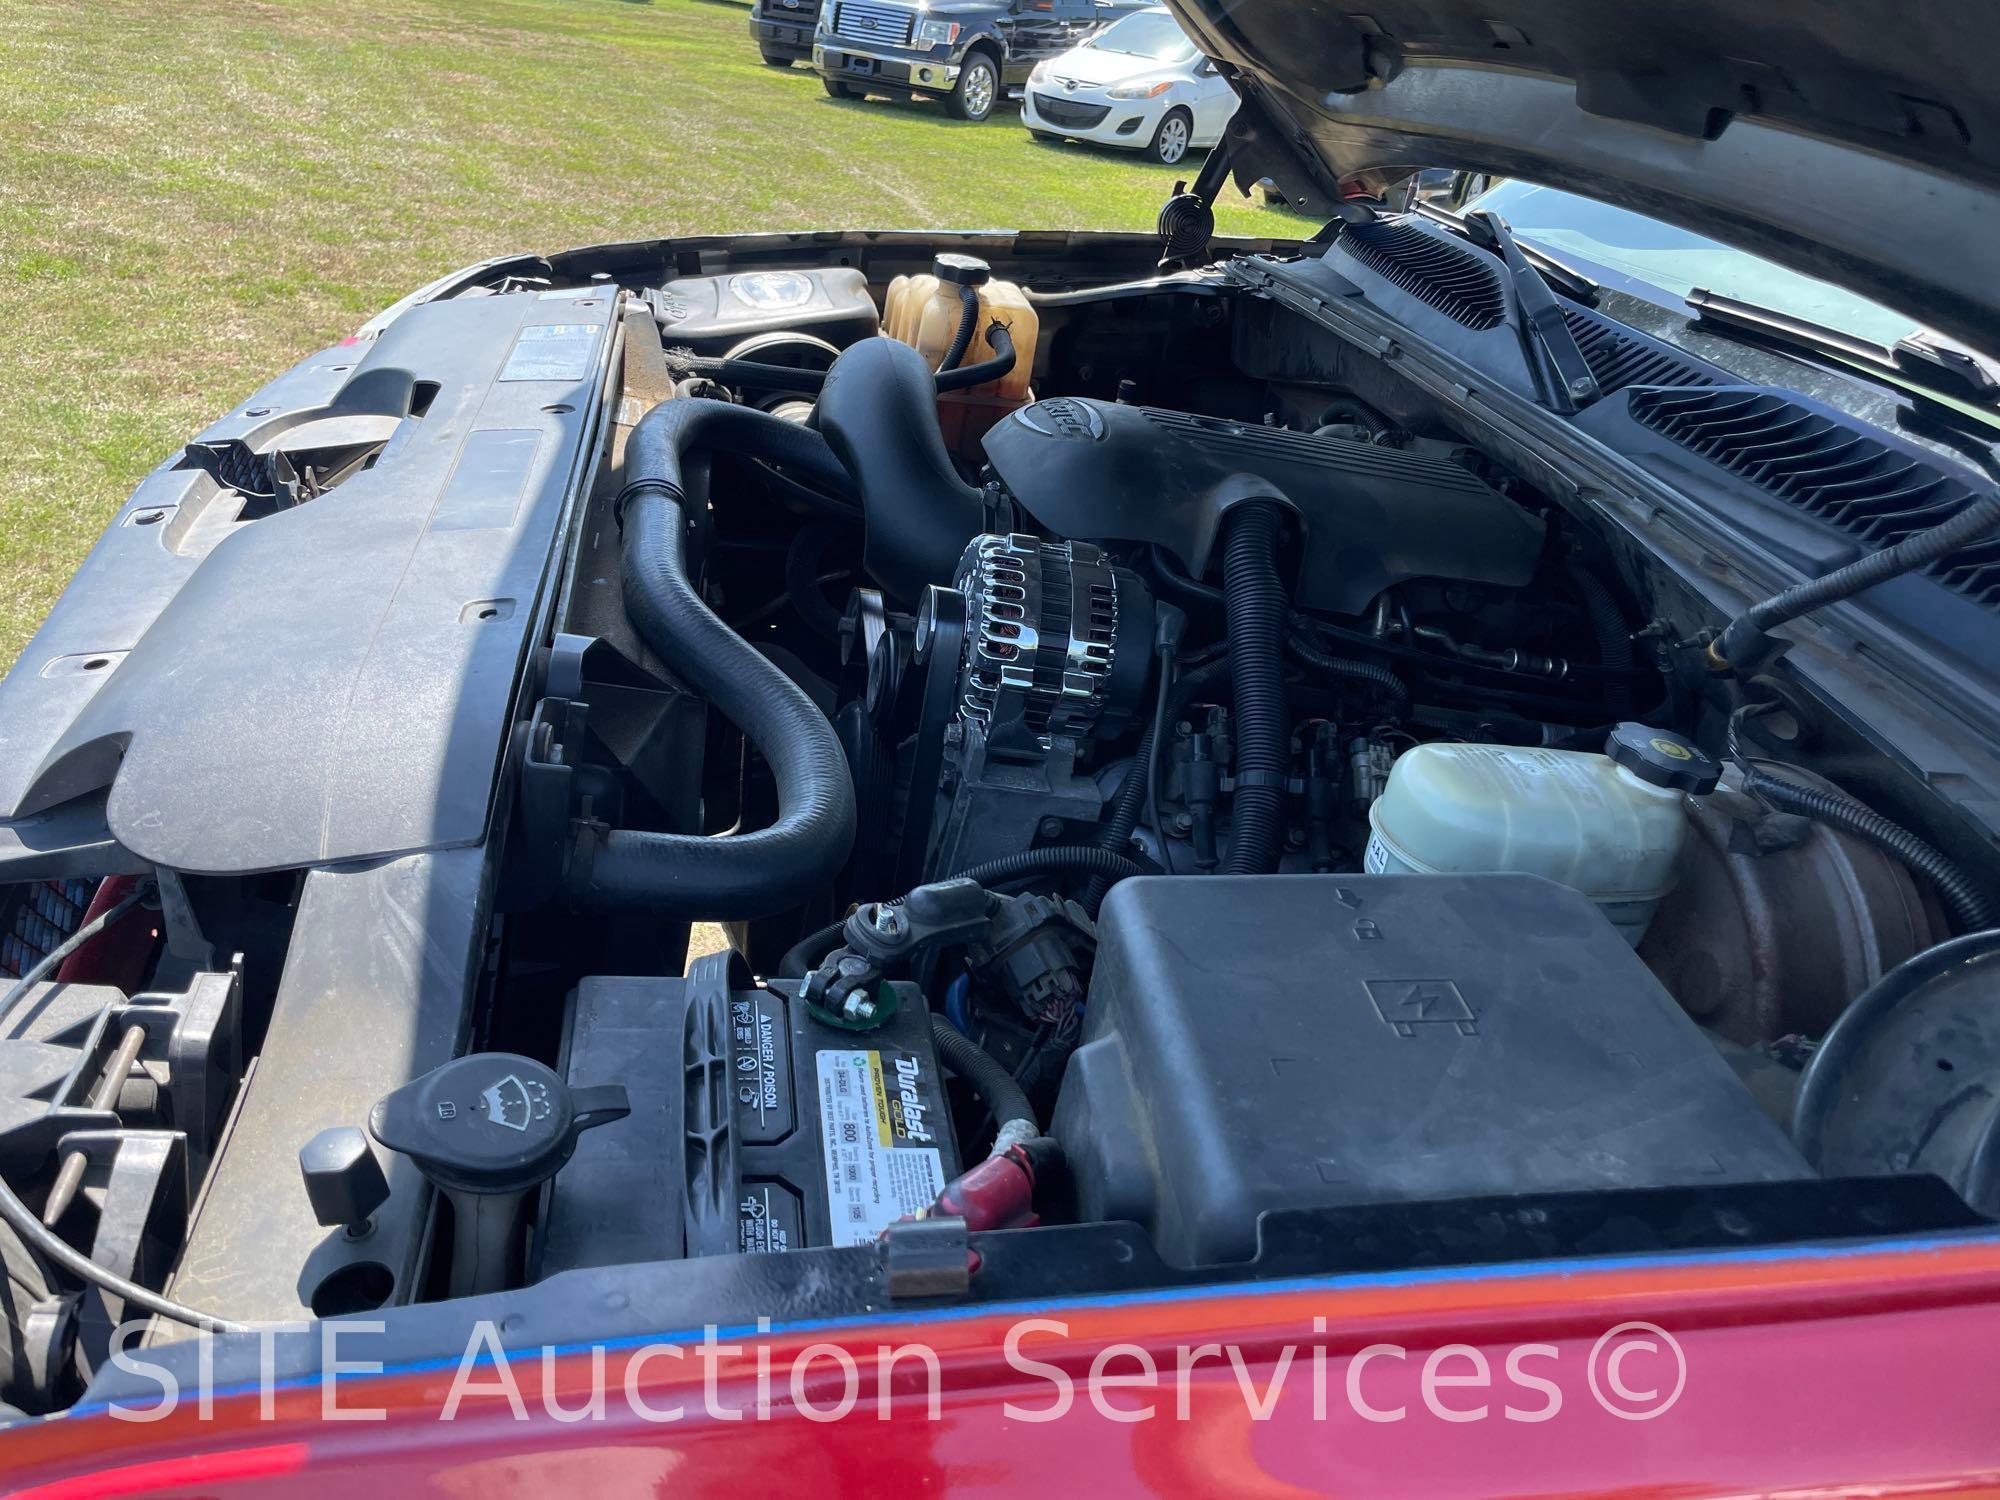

left=1605, top=722, right=1721, bottom=794
left=932, top=253, right=992, bottom=287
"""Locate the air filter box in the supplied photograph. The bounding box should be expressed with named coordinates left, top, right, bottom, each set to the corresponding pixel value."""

left=1052, top=874, right=1812, bottom=1266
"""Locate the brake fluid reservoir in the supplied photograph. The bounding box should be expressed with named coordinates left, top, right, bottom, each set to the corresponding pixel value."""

left=1364, top=725, right=1721, bottom=944
left=883, top=253, right=1038, bottom=453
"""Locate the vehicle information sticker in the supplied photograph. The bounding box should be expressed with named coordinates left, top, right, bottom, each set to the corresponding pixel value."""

left=816, top=1049, right=945, bottom=1246
left=499, top=322, right=599, bottom=383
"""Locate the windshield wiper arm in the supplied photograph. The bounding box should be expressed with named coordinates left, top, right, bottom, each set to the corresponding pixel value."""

left=1686, top=287, right=2000, bottom=408
left=1410, top=202, right=1602, bottom=305
left=1462, top=208, right=1600, bottom=413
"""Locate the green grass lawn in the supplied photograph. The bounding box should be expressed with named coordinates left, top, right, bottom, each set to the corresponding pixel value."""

left=0, top=0, right=1308, bottom=665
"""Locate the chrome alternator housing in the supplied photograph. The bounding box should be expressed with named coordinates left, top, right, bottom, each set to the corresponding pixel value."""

left=952, top=534, right=1151, bottom=754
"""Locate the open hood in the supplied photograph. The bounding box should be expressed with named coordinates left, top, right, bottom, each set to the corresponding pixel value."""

left=1169, top=0, right=2000, bottom=354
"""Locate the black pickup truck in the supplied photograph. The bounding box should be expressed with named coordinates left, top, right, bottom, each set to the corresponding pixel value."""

left=748, top=0, right=823, bottom=66
left=810, top=0, right=1148, bottom=121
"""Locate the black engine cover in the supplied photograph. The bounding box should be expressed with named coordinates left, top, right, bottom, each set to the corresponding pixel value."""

left=981, top=398, right=1545, bottom=614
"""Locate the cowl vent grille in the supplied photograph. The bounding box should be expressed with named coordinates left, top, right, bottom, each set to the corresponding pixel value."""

left=1630, top=386, right=2000, bottom=608
left=1336, top=217, right=1506, bottom=330
left=1560, top=306, right=1716, bottom=397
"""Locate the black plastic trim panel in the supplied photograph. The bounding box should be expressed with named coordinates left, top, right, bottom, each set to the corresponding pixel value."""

left=0, top=293, right=616, bottom=874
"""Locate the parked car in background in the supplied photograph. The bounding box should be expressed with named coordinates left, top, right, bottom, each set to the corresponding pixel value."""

left=1022, top=6, right=1233, bottom=162
left=749, top=0, right=823, bottom=65
left=812, top=0, right=1146, bottom=122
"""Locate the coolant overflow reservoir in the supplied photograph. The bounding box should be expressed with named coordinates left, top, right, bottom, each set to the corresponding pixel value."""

left=884, top=253, right=1038, bottom=455
left=1364, top=724, right=1721, bottom=945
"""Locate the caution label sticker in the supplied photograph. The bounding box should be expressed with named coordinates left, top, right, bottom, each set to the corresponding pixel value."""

left=815, top=1049, right=945, bottom=1246
left=499, top=323, right=599, bottom=383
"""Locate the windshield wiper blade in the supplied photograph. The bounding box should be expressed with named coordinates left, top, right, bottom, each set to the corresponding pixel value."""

left=1462, top=208, right=1600, bottom=414
left=1686, top=287, right=2000, bottom=408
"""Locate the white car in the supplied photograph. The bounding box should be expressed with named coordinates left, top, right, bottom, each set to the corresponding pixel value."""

left=1020, top=8, right=1237, bottom=166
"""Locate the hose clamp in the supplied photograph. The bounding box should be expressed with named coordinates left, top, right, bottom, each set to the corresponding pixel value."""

left=612, top=475, right=686, bottom=529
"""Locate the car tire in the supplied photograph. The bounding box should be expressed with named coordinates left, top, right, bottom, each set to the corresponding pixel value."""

left=759, top=50, right=794, bottom=68
left=822, top=78, right=859, bottom=99
left=946, top=53, right=999, bottom=122
left=1149, top=108, right=1193, bottom=166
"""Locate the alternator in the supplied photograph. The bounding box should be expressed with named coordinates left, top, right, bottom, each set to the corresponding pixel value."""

left=953, top=535, right=1149, bottom=754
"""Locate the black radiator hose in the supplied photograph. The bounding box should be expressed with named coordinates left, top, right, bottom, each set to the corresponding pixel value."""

left=784, top=518, right=852, bottom=638
left=568, top=400, right=857, bottom=918
left=624, top=394, right=857, bottom=507
left=1221, top=503, right=1292, bottom=874
left=817, top=337, right=987, bottom=601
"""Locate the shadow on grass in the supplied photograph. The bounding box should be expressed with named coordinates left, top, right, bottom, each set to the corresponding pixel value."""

left=810, top=90, right=1002, bottom=127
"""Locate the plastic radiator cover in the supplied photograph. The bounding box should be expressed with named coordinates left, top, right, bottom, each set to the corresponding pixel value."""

left=1052, top=874, right=1813, bottom=1267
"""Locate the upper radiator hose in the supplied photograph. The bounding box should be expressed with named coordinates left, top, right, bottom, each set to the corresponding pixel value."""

left=567, top=399, right=857, bottom=918
left=1222, top=503, right=1291, bottom=874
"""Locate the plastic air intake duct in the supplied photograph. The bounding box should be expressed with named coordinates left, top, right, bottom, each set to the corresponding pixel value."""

left=816, top=336, right=987, bottom=601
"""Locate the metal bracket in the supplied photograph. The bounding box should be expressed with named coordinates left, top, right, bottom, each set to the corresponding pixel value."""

left=880, top=1215, right=970, bottom=1299
left=150, top=869, right=211, bottom=970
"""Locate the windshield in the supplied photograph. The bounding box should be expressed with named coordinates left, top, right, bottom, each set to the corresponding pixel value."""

left=1086, top=10, right=1196, bottom=61
left=1464, top=180, right=1922, bottom=348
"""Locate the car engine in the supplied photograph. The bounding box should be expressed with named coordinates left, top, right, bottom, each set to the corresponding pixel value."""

left=1, top=229, right=1994, bottom=1411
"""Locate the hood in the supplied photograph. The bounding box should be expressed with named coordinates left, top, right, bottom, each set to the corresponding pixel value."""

left=1168, top=0, right=2000, bottom=354
left=1043, top=38, right=1186, bottom=88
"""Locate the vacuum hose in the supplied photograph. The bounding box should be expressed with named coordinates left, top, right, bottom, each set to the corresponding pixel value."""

left=664, top=325, right=1015, bottom=400
left=1283, top=626, right=1409, bottom=713
left=568, top=400, right=858, bottom=918
left=1221, top=503, right=1291, bottom=874
left=938, top=283, right=981, bottom=372
left=1742, top=766, right=1994, bottom=932
left=1568, top=562, right=1634, bottom=715
left=1713, top=493, right=2000, bottom=672
left=933, top=323, right=1016, bottom=393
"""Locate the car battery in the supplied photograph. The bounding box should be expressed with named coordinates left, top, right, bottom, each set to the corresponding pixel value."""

left=537, top=951, right=959, bottom=1275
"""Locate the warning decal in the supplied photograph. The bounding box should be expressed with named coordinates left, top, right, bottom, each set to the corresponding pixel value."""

left=816, top=1050, right=945, bottom=1246
left=499, top=323, right=599, bottom=383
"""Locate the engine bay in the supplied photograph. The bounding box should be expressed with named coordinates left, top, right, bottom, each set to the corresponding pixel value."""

left=2, top=226, right=1996, bottom=1410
